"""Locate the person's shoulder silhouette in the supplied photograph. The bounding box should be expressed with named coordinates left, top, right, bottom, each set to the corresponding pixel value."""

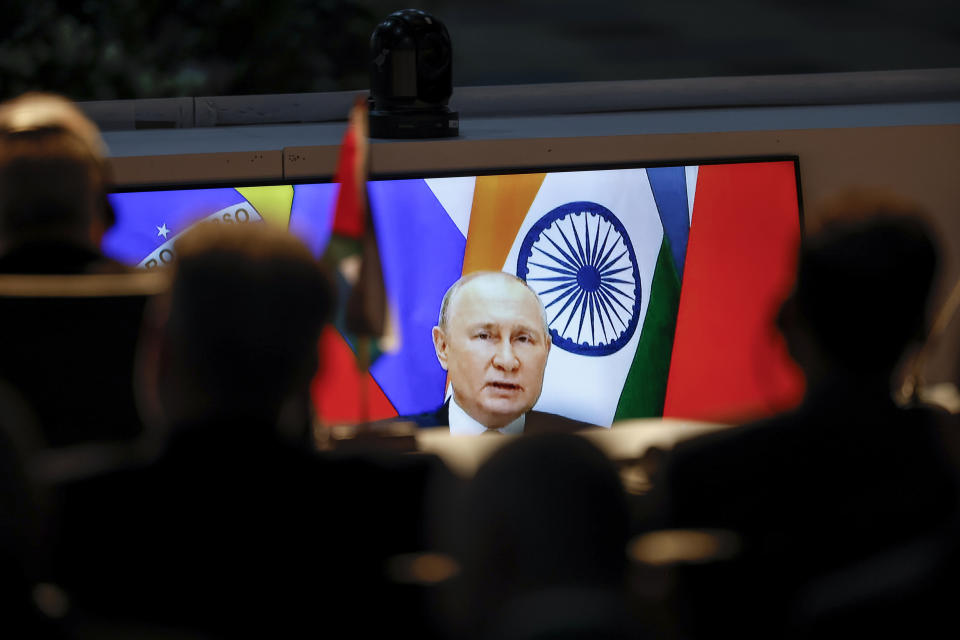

left=660, top=196, right=959, bottom=639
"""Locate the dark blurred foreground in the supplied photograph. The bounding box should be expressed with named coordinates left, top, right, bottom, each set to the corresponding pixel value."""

left=0, top=92, right=959, bottom=639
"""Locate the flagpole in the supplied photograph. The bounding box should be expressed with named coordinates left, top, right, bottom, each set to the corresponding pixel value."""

left=316, top=96, right=387, bottom=430
left=356, top=335, right=371, bottom=424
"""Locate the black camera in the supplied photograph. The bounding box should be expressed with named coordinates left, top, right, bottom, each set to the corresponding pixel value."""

left=369, top=9, right=458, bottom=138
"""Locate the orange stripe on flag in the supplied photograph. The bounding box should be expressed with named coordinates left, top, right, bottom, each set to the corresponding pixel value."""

left=462, top=173, right=546, bottom=274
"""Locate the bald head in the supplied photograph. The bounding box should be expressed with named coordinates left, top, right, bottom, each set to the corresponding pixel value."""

left=0, top=93, right=106, bottom=158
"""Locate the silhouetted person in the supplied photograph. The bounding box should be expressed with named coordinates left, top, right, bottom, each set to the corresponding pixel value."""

left=0, top=92, right=121, bottom=274
left=53, top=223, right=453, bottom=637
left=440, top=434, right=641, bottom=640
left=658, top=210, right=959, bottom=639
left=52, top=223, right=337, bottom=635
left=0, top=93, right=148, bottom=448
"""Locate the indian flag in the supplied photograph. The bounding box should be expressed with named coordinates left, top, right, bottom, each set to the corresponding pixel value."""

left=457, top=167, right=695, bottom=427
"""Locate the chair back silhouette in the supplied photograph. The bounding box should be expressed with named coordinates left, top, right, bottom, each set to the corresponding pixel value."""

left=0, top=272, right=166, bottom=448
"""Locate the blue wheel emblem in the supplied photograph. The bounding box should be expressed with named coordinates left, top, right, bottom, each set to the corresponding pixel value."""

left=517, top=201, right=641, bottom=356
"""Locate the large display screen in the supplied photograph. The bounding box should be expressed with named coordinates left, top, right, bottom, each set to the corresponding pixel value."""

left=105, top=159, right=804, bottom=427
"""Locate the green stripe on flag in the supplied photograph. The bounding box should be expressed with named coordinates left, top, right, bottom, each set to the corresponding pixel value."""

left=614, top=235, right=682, bottom=419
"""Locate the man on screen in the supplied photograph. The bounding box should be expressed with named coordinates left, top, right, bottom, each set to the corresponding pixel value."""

left=407, top=271, right=596, bottom=435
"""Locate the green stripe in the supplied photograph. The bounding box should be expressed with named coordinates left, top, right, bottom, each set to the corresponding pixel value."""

left=614, top=235, right=682, bottom=419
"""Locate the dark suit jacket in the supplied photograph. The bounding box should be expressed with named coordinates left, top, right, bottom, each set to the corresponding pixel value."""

left=53, top=418, right=455, bottom=637
left=658, top=381, right=958, bottom=639
left=398, top=401, right=600, bottom=434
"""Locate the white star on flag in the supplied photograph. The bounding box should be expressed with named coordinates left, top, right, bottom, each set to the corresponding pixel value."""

left=157, top=223, right=170, bottom=239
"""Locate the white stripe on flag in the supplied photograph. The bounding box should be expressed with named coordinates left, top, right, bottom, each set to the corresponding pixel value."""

left=500, top=169, right=664, bottom=427
left=426, top=177, right=475, bottom=239
left=685, top=166, right=699, bottom=225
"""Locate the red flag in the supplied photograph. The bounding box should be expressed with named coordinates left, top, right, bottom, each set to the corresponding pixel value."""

left=331, top=99, right=368, bottom=240
left=331, top=98, right=386, bottom=339
left=663, top=162, right=804, bottom=422
left=312, top=98, right=394, bottom=427
left=311, top=326, right=398, bottom=425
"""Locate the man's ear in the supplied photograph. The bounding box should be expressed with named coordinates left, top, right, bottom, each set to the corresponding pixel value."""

left=777, top=294, right=817, bottom=370
left=432, top=326, right=449, bottom=371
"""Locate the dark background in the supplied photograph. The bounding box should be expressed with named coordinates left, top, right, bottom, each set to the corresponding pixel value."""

left=2, top=0, right=959, bottom=100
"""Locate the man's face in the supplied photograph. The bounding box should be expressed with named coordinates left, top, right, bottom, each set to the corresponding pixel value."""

left=433, top=275, right=551, bottom=429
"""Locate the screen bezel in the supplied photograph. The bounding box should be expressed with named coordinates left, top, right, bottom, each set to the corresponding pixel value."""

left=107, top=154, right=807, bottom=424
left=108, top=154, right=805, bottom=232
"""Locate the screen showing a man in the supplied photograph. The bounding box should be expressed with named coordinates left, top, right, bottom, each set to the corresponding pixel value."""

left=434, top=271, right=549, bottom=432
left=425, top=271, right=595, bottom=435
left=105, top=160, right=804, bottom=426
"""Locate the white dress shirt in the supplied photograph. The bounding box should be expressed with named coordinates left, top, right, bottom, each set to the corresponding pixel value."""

left=448, top=394, right=525, bottom=436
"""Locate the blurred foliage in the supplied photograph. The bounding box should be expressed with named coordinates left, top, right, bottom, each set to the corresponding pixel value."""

left=0, top=0, right=378, bottom=100
left=5, top=1, right=955, bottom=100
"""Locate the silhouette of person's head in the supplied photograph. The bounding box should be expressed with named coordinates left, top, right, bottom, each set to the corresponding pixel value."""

left=149, top=222, right=333, bottom=430
left=447, top=434, right=629, bottom=636
left=779, top=196, right=938, bottom=387
left=0, top=93, right=112, bottom=251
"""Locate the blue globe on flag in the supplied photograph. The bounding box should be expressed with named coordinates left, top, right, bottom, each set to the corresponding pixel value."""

left=517, top=201, right=641, bottom=356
